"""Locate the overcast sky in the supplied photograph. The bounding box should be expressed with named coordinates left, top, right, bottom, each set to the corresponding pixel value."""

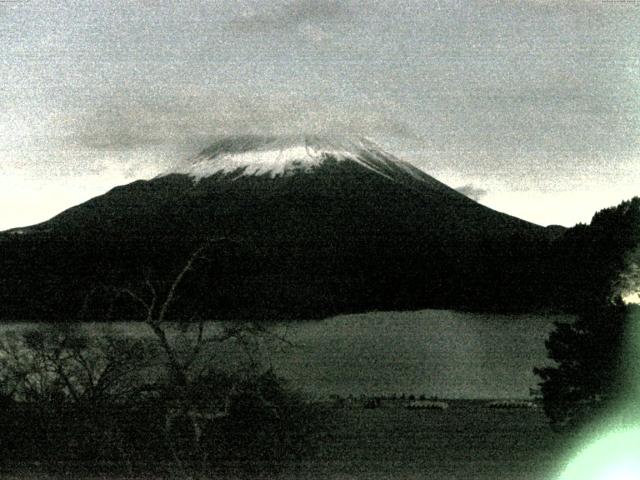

left=1, top=0, right=639, bottom=229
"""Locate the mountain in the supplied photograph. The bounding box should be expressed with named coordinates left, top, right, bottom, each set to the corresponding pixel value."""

left=13, top=134, right=541, bottom=239
left=0, top=134, right=563, bottom=321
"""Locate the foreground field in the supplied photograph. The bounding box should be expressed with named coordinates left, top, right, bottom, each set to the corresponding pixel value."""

left=285, top=403, right=567, bottom=480
left=198, top=402, right=570, bottom=480
left=0, top=402, right=570, bottom=480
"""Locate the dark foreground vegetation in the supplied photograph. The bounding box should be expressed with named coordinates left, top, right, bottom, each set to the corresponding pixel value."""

left=0, top=323, right=318, bottom=479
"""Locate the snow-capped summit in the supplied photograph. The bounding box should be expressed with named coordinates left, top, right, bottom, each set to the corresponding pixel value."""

left=163, top=134, right=426, bottom=181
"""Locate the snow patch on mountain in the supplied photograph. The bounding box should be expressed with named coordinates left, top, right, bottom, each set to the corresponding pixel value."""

left=161, top=134, right=423, bottom=182
left=181, top=144, right=361, bottom=180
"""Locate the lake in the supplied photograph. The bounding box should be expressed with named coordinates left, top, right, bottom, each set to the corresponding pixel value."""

left=0, top=309, right=571, bottom=400
left=268, top=309, right=569, bottom=400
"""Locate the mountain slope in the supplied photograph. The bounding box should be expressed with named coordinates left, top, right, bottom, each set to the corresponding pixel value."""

left=18, top=135, right=541, bottom=239
left=0, top=135, right=559, bottom=321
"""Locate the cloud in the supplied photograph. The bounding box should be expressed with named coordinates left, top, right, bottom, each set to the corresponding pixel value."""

left=229, top=0, right=352, bottom=33
left=57, top=88, right=421, bottom=163
left=456, top=184, right=488, bottom=201
left=60, top=98, right=209, bottom=153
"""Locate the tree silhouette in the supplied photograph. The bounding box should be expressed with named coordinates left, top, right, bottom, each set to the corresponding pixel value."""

left=535, top=197, right=640, bottom=431
left=534, top=300, right=628, bottom=431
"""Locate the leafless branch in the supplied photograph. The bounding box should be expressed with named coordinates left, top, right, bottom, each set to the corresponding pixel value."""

left=156, top=243, right=209, bottom=325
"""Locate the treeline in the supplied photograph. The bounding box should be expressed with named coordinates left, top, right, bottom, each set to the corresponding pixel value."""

left=446, top=197, right=639, bottom=313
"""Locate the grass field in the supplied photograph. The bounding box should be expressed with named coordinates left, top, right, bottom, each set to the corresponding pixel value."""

left=265, top=402, right=568, bottom=480
left=0, top=402, right=572, bottom=480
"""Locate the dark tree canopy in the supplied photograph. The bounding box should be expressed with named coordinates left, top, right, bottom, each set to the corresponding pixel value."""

left=535, top=197, right=640, bottom=431
left=534, top=301, right=628, bottom=431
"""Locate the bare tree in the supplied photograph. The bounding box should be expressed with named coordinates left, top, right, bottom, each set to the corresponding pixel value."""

left=93, top=238, right=298, bottom=475
left=0, top=324, right=155, bottom=405
left=0, top=323, right=161, bottom=470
